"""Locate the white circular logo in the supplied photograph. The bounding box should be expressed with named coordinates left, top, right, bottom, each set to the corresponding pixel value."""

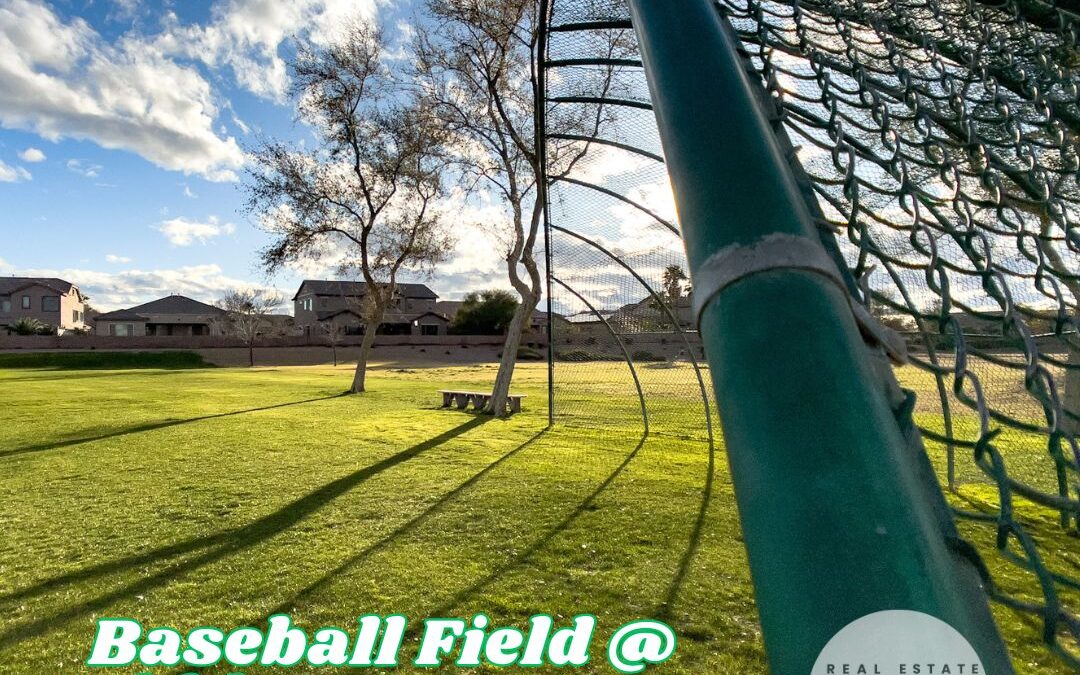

left=812, top=610, right=986, bottom=675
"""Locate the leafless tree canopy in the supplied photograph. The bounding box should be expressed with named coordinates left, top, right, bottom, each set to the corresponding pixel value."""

left=216, top=288, right=285, bottom=367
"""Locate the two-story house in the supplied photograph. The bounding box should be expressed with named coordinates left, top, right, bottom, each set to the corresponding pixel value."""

left=0, top=277, right=89, bottom=334
left=292, top=280, right=449, bottom=336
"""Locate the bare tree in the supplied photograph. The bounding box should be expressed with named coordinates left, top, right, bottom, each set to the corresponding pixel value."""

left=217, top=289, right=284, bottom=367
left=416, top=0, right=625, bottom=415
left=322, top=320, right=345, bottom=367
left=244, top=23, right=455, bottom=393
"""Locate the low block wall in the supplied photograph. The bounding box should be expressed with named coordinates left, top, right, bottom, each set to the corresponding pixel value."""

left=0, top=334, right=543, bottom=351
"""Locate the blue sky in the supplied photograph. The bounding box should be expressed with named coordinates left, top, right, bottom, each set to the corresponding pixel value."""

left=0, top=0, right=510, bottom=311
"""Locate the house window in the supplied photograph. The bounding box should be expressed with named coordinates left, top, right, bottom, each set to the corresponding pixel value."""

left=42, top=296, right=59, bottom=312
left=301, top=297, right=313, bottom=311
left=72, top=310, right=80, bottom=323
left=420, top=324, right=439, bottom=336
left=21, top=296, right=31, bottom=309
left=1, top=299, right=9, bottom=313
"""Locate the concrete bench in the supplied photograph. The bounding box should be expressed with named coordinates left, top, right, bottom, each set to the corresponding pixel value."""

left=439, top=390, right=527, bottom=413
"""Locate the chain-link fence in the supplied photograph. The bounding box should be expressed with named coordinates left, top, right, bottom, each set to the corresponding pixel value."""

left=543, top=0, right=1080, bottom=669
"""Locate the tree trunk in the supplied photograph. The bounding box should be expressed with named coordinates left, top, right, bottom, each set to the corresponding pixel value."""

left=332, top=344, right=338, bottom=367
left=248, top=342, right=254, bottom=368
left=1066, top=342, right=1080, bottom=438
left=350, top=322, right=379, bottom=393
left=488, top=297, right=536, bottom=417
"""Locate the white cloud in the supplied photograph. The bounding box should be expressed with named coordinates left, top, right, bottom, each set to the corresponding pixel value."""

left=153, top=0, right=380, bottom=103
left=108, top=0, right=140, bottom=23
left=183, top=184, right=197, bottom=198
left=0, top=159, right=30, bottom=182
left=105, top=254, right=132, bottom=263
left=230, top=113, right=251, bottom=135
left=0, top=0, right=244, bottom=181
left=438, top=192, right=508, bottom=277
left=568, top=144, right=655, bottom=186
left=18, top=146, right=45, bottom=162
left=156, top=215, right=237, bottom=246
left=66, top=159, right=103, bottom=178
left=5, top=262, right=283, bottom=311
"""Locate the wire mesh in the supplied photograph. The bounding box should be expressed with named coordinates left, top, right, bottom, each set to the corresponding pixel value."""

left=543, top=0, right=1080, bottom=669
left=544, top=7, right=715, bottom=441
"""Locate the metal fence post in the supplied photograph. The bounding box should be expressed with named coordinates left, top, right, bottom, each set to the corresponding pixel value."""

left=624, top=0, right=1015, bottom=672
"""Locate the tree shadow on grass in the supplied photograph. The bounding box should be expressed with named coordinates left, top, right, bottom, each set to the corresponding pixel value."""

left=0, top=417, right=489, bottom=651
left=252, top=428, right=550, bottom=622
left=656, top=436, right=716, bottom=621
left=415, top=433, right=648, bottom=625
left=0, top=392, right=350, bottom=460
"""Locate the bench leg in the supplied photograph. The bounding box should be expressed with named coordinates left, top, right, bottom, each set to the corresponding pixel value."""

left=442, top=392, right=452, bottom=407
left=509, top=397, right=521, bottom=413
left=473, top=395, right=488, bottom=411
left=454, top=394, right=469, bottom=409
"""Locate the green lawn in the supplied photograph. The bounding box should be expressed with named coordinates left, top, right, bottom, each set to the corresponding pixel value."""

left=0, top=359, right=1074, bottom=673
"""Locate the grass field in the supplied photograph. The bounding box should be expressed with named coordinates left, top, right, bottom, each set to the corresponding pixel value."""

left=0, top=356, right=1075, bottom=673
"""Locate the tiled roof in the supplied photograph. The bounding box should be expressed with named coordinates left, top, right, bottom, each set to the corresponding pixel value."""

left=0, top=276, right=77, bottom=296
left=316, top=309, right=449, bottom=323
left=433, top=300, right=464, bottom=318
left=294, top=280, right=438, bottom=301
left=94, top=309, right=150, bottom=322
left=126, top=295, right=225, bottom=316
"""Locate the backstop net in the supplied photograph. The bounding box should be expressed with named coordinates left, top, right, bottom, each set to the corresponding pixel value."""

left=542, top=0, right=1079, bottom=669
left=543, top=0, right=716, bottom=442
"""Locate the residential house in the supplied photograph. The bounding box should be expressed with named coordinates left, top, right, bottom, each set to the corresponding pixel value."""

left=0, top=276, right=89, bottom=334
left=612, top=294, right=694, bottom=330
left=528, top=311, right=568, bottom=337
left=293, top=280, right=449, bottom=336
left=94, top=295, right=226, bottom=337
left=558, top=292, right=694, bottom=338
left=433, top=300, right=464, bottom=323
left=262, top=314, right=298, bottom=336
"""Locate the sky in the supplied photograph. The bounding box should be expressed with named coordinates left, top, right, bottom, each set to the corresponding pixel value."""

left=0, top=0, right=512, bottom=311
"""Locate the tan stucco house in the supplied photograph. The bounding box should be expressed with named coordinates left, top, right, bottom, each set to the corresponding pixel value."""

left=293, top=280, right=449, bottom=336
left=94, top=295, right=226, bottom=337
left=0, top=276, right=89, bottom=334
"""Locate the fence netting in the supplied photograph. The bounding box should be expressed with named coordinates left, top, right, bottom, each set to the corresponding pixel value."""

left=543, top=0, right=1080, bottom=669
left=543, top=1, right=716, bottom=442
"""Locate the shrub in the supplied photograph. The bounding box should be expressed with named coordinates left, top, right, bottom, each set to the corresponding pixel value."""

left=10, top=317, right=45, bottom=336
left=631, top=350, right=665, bottom=362
left=450, top=290, right=519, bottom=335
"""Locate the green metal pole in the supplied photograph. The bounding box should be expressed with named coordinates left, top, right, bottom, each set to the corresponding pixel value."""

left=624, top=1, right=1015, bottom=672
